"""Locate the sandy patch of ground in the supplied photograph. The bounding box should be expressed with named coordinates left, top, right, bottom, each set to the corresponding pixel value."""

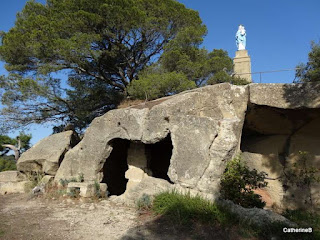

left=0, top=194, right=249, bottom=240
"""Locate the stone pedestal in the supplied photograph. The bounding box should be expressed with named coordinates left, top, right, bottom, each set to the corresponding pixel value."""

left=233, top=50, right=252, bottom=82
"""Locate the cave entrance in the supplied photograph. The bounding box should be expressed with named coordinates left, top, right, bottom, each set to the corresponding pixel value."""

left=240, top=104, right=320, bottom=160
left=240, top=104, right=320, bottom=208
left=101, top=139, right=130, bottom=196
left=101, top=135, right=173, bottom=196
left=146, top=134, right=173, bottom=183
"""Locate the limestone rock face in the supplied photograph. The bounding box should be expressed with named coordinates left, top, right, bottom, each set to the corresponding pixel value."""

left=17, top=131, right=79, bottom=175
left=250, top=83, right=320, bottom=109
left=55, top=83, right=249, bottom=198
left=242, top=83, right=320, bottom=210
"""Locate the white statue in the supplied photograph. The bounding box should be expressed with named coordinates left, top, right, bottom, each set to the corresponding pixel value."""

left=236, top=24, right=246, bottom=50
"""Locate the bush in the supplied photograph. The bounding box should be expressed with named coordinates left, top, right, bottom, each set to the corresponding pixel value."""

left=284, top=151, right=320, bottom=207
left=0, top=156, right=16, bottom=172
left=284, top=209, right=320, bottom=238
left=207, top=71, right=250, bottom=85
left=136, top=194, right=152, bottom=211
left=220, top=155, right=268, bottom=208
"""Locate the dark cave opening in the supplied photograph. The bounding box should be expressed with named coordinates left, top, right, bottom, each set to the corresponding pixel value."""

left=101, top=138, right=130, bottom=196
left=101, top=135, right=174, bottom=196
left=240, top=104, right=320, bottom=155
left=145, top=134, right=173, bottom=183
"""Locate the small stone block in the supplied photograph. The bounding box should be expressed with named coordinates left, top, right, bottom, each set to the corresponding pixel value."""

left=99, top=183, right=107, bottom=193
left=67, top=182, right=96, bottom=198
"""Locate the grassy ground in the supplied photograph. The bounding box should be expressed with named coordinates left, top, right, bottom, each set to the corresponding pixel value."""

left=147, top=191, right=320, bottom=240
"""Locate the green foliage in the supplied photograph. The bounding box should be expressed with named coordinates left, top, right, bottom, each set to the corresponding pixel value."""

left=78, top=172, right=84, bottom=183
left=128, top=69, right=195, bottom=100
left=0, top=132, right=31, bottom=154
left=152, top=191, right=318, bottom=240
left=220, top=155, right=268, bottom=208
left=59, top=178, right=71, bottom=187
left=25, top=171, right=45, bottom=191
left=284, top=209, right=320, bottom=233
left=0, top=0, right=205, bottom=132
left=208, top=71, right=249, bottom=85
left=152, top=191, right=235, bottom=225
left=161, top=45, right=234, bottom=87
left=136, top=193, right=152, bottom=211
left=285, top=151, right=320, bottom=206
left=286, top=151, right=320, bottom=186
left=67, top=187, right=80, bottom=198
left=94, top=180, right=101, bottom=198
left=296, top=41, right=320, bottom=82
left=0, top=156, right=16, bottom=172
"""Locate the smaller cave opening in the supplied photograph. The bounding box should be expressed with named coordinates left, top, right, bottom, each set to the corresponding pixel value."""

left=101, top=139, right=129, bottom=196
left=101, top=134, right=174, bottom=196
left=145, top=134, right=173, bottom=183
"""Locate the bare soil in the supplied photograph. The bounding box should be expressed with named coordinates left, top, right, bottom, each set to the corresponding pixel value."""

left=0, top=194, right=251, bottom=240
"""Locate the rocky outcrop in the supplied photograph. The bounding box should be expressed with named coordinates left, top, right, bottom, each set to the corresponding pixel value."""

left=249, top=83, right=320, bottom=108
left=55, top=83, right=249, bottom=199
left=7, top=82, right=319, bottom=211
left=218, top=199, right=297, bottom=228
left=242, top=83, right=320, bottom=210
left=17, top=131, right=80, bottom=175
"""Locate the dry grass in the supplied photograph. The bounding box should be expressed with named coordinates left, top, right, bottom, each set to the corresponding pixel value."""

left=117, top=99, right=146, bottom=109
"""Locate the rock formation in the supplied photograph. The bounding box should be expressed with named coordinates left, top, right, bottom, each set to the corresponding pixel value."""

left=2, top=82, right=320, bottom=211
left=55, top=83, right=248, bottom=201
left=17, top=131, right=80, bottom=176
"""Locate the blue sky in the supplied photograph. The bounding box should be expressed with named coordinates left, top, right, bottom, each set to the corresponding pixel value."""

left=0, top=0, right=320, bottom=145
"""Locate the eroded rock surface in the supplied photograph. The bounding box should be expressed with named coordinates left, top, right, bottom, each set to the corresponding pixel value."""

left=55, top=83, right=249, bottom=199
left=242, top=83, right=320, bottom=210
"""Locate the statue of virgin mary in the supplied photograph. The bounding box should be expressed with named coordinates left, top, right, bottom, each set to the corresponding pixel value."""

left=236, top=25, right=246, bottom=50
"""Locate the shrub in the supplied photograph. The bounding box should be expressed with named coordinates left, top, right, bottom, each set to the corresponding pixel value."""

left=94, top=180, right=101, bottom=198
left=67, top=187, right=80, bottom=198
left=136, top=194, right=152, bottom=211
left=220, top=155, right=268, bottom=208
left=284, top=151, right=320, bottom=207
left=78, top=173, right=84, bottom=183
left=284, top=209, right=320, bottom=238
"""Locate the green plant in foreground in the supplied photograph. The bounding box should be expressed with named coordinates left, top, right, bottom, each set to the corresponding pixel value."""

left=67, top=188, right=80, bottom=198
left=285, top=151, right=320, bottom=207
left=152, top=191, right=235, bottom=225
left=152, top=191, right=319, bottom=240
left=26, top=171, right=45, bottom=190
left=220, top=155, right=268, bottom=208
left=78, top=173, right=84, bottom=183
left=94, top=180, right=101, bottom=198
left=136, top=194, right=152, bottom=211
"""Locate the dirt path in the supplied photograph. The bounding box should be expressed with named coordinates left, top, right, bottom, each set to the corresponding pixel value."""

left=0, top=194, right=147, bottom=240
left=0, top=194, right=245, bottom=240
